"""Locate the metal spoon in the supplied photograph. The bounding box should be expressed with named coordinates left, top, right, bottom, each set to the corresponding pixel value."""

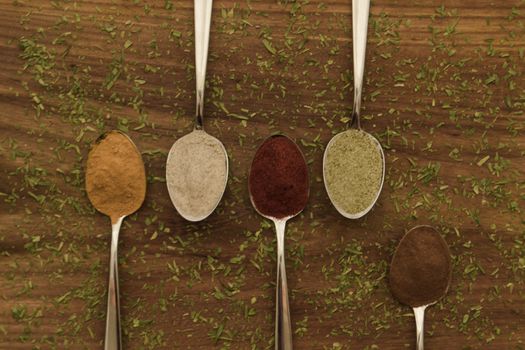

left=413, top=304, right=430, bottom=350
left=85, top=131, right=146, bottom=350
left=248, top=135, right=309, bottom=350
left=165, top=0, right=228, bottom=222
left=389, top=226, right=452, bottom=350
left=322, top=0, right=385, bottom=219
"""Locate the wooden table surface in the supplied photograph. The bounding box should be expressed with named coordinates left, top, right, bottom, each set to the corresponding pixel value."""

left=1, top=0, right=524, bottom=349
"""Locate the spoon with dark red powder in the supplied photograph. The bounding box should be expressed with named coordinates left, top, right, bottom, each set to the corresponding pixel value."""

left=249, top=135, right=309, bottom=350
left=389, top=226, right=452, bottom=350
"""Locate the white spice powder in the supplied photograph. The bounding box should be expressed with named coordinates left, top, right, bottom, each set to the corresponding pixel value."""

left=166, top=130, right=228, bottom=221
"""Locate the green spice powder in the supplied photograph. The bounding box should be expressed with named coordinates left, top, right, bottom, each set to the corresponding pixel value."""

left=324, top=129, right=383, bottom=215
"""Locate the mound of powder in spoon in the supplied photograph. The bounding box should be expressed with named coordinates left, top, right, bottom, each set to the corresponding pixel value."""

left=324, top=129, right=383, bottom=215
left=166, top=130, right=228, bottom=221
left=389, top=226, right=452, bottom=307
left=249, top=135, right=309, bottom=219
left=85, top=131, right=146, bottom=223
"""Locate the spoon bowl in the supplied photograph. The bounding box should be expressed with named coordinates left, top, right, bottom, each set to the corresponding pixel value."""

left=166, top=129, right=228, bottom=222
left=323, top=129, right=385, bottom=219
left=248, top=134, right=310, bottom=220
left=86, top=131, right=146, bottom=222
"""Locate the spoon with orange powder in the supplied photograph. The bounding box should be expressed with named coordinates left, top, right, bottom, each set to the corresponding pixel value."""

left=85, top=131, right=146, bottom=350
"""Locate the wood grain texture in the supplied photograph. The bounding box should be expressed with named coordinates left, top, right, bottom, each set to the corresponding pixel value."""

left=0, top=0, right=524, bottom=349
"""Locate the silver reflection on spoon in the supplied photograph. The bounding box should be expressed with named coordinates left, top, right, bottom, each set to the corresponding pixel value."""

left=323, top=0, right=385, bottom=219
left=166, top=0, right=228, bottom=222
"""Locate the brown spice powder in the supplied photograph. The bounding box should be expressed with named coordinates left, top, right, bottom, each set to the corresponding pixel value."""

left=389, top=226, right=452, bottom=307
left=85, top=131, right=146, bottom=223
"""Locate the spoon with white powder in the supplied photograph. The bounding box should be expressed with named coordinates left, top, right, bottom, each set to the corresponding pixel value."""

left=166, top=0, right=228, bottom=222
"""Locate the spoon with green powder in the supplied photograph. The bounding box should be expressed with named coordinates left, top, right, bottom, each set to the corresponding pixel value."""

left=85, top=131, right=146, bottom=350
left=166, top=0, right=228, bottom=222
left=389, top=226, right=452, bottom=350
left=323, top=0, right=385, bottom=219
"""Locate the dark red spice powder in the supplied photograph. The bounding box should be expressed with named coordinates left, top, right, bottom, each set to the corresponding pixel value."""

left=249, top=135, right=309, bottom=219
left=389, top=226, right=452, bottom=307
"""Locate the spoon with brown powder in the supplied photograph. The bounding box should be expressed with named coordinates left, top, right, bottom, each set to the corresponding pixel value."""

left=389, top=226, right=452, bottom=350
left=85, top=131, right=146, bottom=350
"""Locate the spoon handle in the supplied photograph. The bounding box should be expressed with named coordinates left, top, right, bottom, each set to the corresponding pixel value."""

left=105, top=217, right=124, bottom=350
left=194, top=0, right=213, bottom=130
left=350, top=0, right=370, bottom=130
left=413, top=305, right=427, bottom=350
left=274, top=219, right=293, bottom=350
